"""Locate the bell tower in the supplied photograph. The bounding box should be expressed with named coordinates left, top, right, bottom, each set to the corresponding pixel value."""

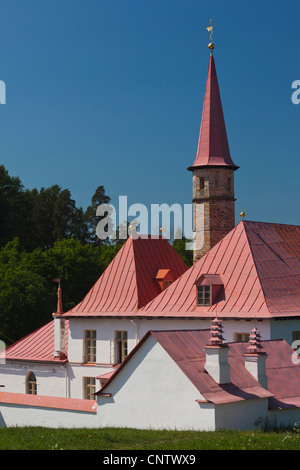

left=188, top=24, right=239, bottom=263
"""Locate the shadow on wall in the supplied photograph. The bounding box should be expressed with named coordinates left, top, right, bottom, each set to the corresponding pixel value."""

left=0, top=411, right=6, bottom=428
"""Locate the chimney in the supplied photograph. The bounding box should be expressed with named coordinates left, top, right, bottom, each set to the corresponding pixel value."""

left=52, top=279, right=66, bottom=359
left=244, top=327, right=268, bottom=389
left=204, top=318, right=230, bottom=384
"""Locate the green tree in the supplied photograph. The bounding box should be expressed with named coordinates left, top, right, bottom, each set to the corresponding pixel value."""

left=0, top=165, right=32, bottom=248
left=172, top=238, right=193, bottom=267
left=52, top=188, right=76, bottom=241
left=0, top=239, right=53, bottom=342
left=42, top=238, right=103, bottom=312
left=70, top=207, right=90, bottom=244
left=85, top=186, right=112, bottom=249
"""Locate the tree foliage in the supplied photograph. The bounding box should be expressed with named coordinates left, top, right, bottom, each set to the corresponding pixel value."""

left=0, top=165, right=122, bottom=343
left=0, top=165, right=113, bottom=251
left=0, top=165, right=189, bottom=344
left=172, top=238, right=193, bottom=267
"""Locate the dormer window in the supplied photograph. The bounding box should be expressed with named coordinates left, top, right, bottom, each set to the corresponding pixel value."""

left=195, top=274, right=224, bottom=307
left=163, top=280, right=173, bottom=290
left=197, top=285, right=211, bottom=306
left=155, top=269, right=174, bottom=291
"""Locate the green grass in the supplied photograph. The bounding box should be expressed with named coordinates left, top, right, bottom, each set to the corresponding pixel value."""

left=0, top=427, right=300, bottom=450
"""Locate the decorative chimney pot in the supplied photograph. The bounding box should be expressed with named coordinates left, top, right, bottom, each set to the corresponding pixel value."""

left=204, top=318, right=230, bottom=384
left=244, top=328, right=268, bottom=389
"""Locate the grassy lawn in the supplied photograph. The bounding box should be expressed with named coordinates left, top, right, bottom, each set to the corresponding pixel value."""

left=0, top=427, right=299, bottom=450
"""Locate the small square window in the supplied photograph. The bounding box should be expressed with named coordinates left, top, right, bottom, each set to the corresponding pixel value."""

left=197, top=285, right=211, bottom=306
left=292, top=331, right=300, bottom=350
left=163, top=280, right=173, bottom=290
left=234, top=333, right=250, bottom=342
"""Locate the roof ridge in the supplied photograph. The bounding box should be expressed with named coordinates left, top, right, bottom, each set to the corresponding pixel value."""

left=241, top=221, right=271, bottom=317
left=240, top=220, right=300, bottom=229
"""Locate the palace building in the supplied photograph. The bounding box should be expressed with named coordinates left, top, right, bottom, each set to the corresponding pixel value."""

left=0, top=33, right=299, bottom=431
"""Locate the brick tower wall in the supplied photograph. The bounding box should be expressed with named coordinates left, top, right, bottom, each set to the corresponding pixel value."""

left=192, top=168, right=236, bottom=262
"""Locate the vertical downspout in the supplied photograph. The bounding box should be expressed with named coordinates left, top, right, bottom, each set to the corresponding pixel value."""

left=130, top=319, right=140, bottom=345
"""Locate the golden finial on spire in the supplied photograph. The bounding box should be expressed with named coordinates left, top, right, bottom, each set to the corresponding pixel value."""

left=207, top=19, right=215, bottom=54
left=240, top=211, right=246, bottom=219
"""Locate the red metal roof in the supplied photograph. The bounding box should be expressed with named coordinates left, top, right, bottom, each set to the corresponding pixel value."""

left=230, top=339, right=300, bottom=410
left=98, top=328, right=274, bottom=405
left=188, top=54, right=238, bottom=171
left=98, top=327, right=300, bottom=407
left=4, top=321, right=69, bottom=362
left=5, top=221, right=300, bottom=365
left=141, top=221, right=300, bottom=319
left=63, top=236, right=188, bottom=318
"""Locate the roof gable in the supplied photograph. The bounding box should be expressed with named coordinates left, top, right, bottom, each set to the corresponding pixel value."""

left=196, top=274, right=223, bottom=286
left=97, top=328, right=273, bottom=405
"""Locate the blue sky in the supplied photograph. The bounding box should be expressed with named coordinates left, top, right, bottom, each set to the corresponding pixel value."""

left=0, top=0, right=299, bottom=229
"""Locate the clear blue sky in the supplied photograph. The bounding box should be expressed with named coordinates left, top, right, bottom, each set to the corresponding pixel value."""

left=0, top=0, right=299, bottom=228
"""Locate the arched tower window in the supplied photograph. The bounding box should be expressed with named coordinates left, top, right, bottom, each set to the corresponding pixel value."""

left=26, top=371, right=37, bottom=395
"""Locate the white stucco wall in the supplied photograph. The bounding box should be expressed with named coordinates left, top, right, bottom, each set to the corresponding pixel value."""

left=267, top=408, right=300, bottom=430
left=0, top=362, right=68, bottom=396
left=0, top=315, right=284, bottom=401
left=67, top=317, right=272, bottom=366
left=215, top=398, right=269, bottom=430
left=0, top=402, right=97, bottom=428
left=97, top=335, right=216, bottom=431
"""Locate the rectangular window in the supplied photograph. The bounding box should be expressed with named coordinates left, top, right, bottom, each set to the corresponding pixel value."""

left=234, top=333, right=250, bottom=342
left=292, top=331, right=300, bottom=349
left=200, top=177, right=205, bottom=190
left=84, top=330, right=96, bottom=363
left=83, top=377, right=96, bottom=400
left=115, top=331, right=128, bottom=364
left=197, top=285, right=211, bottom=306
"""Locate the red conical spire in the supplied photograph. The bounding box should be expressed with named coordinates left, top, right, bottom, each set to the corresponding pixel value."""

left=188, top=52, right=238, bottom=171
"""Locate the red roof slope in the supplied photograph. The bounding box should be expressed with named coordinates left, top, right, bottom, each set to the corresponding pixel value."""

left=4, top=321, right=69, bottom=363
left=188, top=54, right=238, bottom=171
left=244, top=221, right=300, bottom=315
left=63, top=236, right=188, bottom=318
left=98, top=329, right=273, bottom=405
left=141, top=221, right=300, bottom=319
left=231, top=339, right=300, bottom=410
